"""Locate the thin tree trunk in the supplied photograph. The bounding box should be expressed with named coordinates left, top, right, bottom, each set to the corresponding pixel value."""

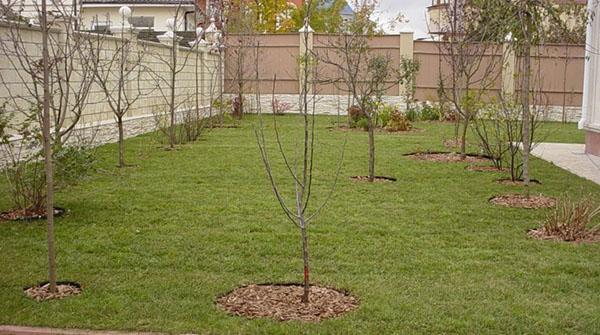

left=368, top=117, right=375, bottom=182
left=118, top=117, right=125, bottom=168
left=300, top=222, right=310, bottom=303
left=521, top=43, right=532, bottom=198
left=41, top=0, right=57, bottom=293
left=460, top=116, right=469, bottom=159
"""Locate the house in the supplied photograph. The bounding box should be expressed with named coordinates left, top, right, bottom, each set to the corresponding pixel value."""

left=580, top=1, right=600, bottom=156
left=427, top=0, right=588, bottom=40
left=80, top=0, right=197, bottom=32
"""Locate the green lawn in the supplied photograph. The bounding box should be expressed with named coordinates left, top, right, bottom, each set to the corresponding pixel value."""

left=0, top=116, right=598, bottom=334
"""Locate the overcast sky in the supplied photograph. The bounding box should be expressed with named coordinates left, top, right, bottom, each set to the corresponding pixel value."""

left=374, top=0, right=430, bottom=38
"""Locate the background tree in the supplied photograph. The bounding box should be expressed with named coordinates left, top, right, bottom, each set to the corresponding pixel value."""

left=148, top=2, right=193, bottom=149
left=435, top=0, right=503, bottom=159
left=482, top=0, right=575, bottom=197
left=90, top=13, right=148, bottom=167
left=317, top=0, right=402, bottom=182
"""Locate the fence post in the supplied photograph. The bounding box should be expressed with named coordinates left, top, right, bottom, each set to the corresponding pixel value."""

left=502, top=36, right=516, bottom=98
left=399, top=27, right=414, bottom=97
left=299, top=23, right=314, bottom=95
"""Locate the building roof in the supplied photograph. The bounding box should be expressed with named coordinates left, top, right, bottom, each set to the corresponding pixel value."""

left=82, top=0, right=194, bottom=5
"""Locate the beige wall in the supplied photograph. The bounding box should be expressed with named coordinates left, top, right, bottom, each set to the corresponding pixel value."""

left=0, top=22, right=221, bottom=137
left=225, top=33, right=585, bottom=109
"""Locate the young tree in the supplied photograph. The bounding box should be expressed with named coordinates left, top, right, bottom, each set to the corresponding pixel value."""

left=0, top=0, right=95, bottom=292
left=482, top=0, right=570, bottom=197
left=224, top=0, right=257, bottom=119
left=317, top=0, right=401, bottom=182
left=0, top=1, right=96, bottom=148
left=435, top=0, right=503, bottom=159
left=255, top=1, right=345, bottom=303
left=400, top=57, right=420, bottom=112
left=90, top=12, right=148, bottom=167
left=148, top=2, right=194, bottom=149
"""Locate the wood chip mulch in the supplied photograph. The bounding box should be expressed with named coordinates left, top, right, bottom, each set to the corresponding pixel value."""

left=465, top=165, right=506, bottom=172
left=527, top=228, right=600, bottom=244
left=490, top=194, right=557, bottom=209
left=216, top=284, right=359, bottom=322
left=24, top=283, right=81, bottom=302
left=0, top=207, right=64, bottom=222
left=350, top=176, right=397, bottom=183
left=407, top=152, right=490, bottom=163
left=496, top=179, right=541, bottom=186
left=443, top=138, right=464, bottom=148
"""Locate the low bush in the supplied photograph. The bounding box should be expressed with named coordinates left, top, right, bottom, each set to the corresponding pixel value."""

left=537, top=197, right=600, bottom=242
left=386, top=111, right=412, bottom=132
left=348, top=105, right=365, bottom=123
left=420, top=103, right=441, bottom=121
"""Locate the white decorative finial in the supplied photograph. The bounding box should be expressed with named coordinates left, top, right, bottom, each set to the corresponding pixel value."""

left=118, top=6, right=132, bottom=18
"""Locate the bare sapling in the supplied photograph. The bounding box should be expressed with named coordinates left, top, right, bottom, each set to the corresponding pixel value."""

left=436, top=0, right=503, bottom=159
left=147, top=0, right=194, bottom=149
left=316, top=0, right=402, bottom=182
left=90, top=13, right=148, bottom=167
left=254, top=1, right=345, bottom=303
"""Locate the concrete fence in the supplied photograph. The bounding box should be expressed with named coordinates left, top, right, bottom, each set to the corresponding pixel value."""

left=0, top=21, right=222, bottom=148
left=224, top=32, right=585, bottom=122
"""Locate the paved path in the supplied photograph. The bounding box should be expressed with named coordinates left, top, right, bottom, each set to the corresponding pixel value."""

left=531, top=143, right=600, bottom=185
left=0, top=326, right=179, bottom=335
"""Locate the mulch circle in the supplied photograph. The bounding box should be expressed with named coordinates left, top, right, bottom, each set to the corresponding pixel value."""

left=496, top=179, right=541, bottom=186
left=24, top=281, right=82, bottom=302
left=465, top=165, right=506, bottom=172
left=405, top=152, right=491, bottom=163
left=216, top=284, right=359, bottom=322
left=350, top=176, right=397, bottom=182
left=443, top=138, right=464, bottom=148
left=329, top=125, right=423, bottom=133
left=0, top=207, right=66, bottom=222
left=527, top=228, right=600, bottom=244
left=490, top=194, right=557, bottom=209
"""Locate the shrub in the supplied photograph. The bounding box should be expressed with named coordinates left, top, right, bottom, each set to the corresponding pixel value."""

left=405, top=107, right=419, bottom=122
left=538, top=197, right=600, bottom=242
left=386, top=111, right=412, bottom=132
left=232, top=96, right=246, bottom=118
left=53, top=145, right=96, bottom=188
left=420, top=103, right=441, bottom=121
left=356, top=118, right=369, bottom=131
left=348, top=105, right=365, bottom=123
left=378, top=104, right=396, bottom=128
left=272, top=98, right=292, bottom=115
left=1, top=102, right=46, bottom=211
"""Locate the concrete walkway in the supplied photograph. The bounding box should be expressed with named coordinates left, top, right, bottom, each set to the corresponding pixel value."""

left=531, top=143, right=600, bottom=185
left=0, top=326, right=174, bottom=335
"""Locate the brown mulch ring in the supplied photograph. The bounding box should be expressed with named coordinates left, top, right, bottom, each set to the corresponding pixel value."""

left=490, top=194, right=557, bottom=209
left=0, top=207, right=66, bottom=222
left=216, top=284, right=359, bottom=322
left=442, top=138, right=464, bottom=148
left=465, top=165, right=507, bottom=172
left=350, top=176, right=397, bottom=183
left=496, top=178, right=541, bottom=186
left=405, top=152, right=491, bottom=163
left=24, top=282, right=82, bottom=302
left=527, top=228, right=600, bottom=244
left=329, top=125, right=423, bottom=133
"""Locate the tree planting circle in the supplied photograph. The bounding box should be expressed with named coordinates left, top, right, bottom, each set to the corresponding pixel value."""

left=490, top=194, right=556, bottom=209
left=24, top=281, right=81, bottom=301
left=216, top=284, right=359, bottom=322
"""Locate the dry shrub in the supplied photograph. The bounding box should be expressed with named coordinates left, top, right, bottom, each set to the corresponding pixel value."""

left=386, top=111, right=412, bottom=132
left=537, top=197, right=600, bottom=242
left=348, top=105, right=365, bottom=122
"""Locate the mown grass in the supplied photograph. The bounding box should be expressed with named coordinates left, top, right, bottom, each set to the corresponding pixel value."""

left=0, top=116, right=598, bottom=334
